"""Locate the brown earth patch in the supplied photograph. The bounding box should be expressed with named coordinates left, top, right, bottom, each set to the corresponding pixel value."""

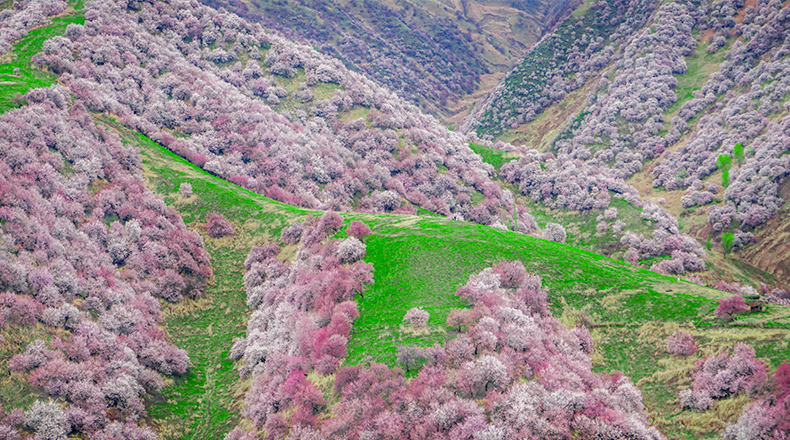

left=446, top=71, right=507, bottom=128
left=734, top=0, right=757, bottom=25
left=498, top=70, right=604, bottom=151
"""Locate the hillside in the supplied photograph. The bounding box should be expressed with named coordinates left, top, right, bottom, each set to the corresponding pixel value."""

left=0, top=0, right=789, bottom=438
left=129, top=115, right=789, bottom=440
left=464, top=0, right=790, bottom=289
left=2, top=0, right=720, bottom=286
left=197, top=0, right=576, bottom=124
left=1, top=101, right=784, bottom=439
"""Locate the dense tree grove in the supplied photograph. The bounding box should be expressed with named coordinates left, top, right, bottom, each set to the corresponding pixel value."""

left=25, top=0, right=520, bottom=229
left=0, top=90, right=212, bottom=438
left=229, top=214, right=375, bottom=420
left=723, top=362, right=790, bottom=439
left=229, top=249, right=665, bottom=439
left=479, top=134, right=707, bottom=272
left=464, top=0, right=659, bottom=136
left=654, top=0, right=790, bottom=221
left=679, top=344, right=768, bottom=411
left=499, top=148, right=621, bottom=212
left=666, top=330, right=697, bottom=356
left=461, top=0, right=711, bottom=271
left=0, top=0, right=67, bottom=55
left=3, top=0, right=790, bottom=437
left=468, top=0, right=790, bottom=245
left=657, top=23, right=790, bottom=230
left=554, top=1, right=698, bottom=173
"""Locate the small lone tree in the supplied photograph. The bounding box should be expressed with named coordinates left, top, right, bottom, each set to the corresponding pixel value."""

left=179, top=182, right=193, bottom=197
left=446, top=309, right=474, bottom=332
left=722, top=232, right=734, bottom=254
left=346, top=221, right=371, bottom=240
left=396, top=345, right=425, bottom=373
left=403, top=307, right=430, bottom=329
left=543, top=223, right=566, bottom=244
left=733, top=143, right=745, bottom=165
left=715, top=296, right=749, bottom=321
left=666, top=330, right=697, bottom=356
left=206, top=212, right=235, bottom=238
left=717, top=154, right=732, bottom=188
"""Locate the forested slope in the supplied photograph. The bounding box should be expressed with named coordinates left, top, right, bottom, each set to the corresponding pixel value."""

left=0, top=0, right=789, bottom=438
left=4, top=0, right=712, bottom=280
left=464, top=0, right=790, bottom=288
left=194, top=0, right=576, bottom=122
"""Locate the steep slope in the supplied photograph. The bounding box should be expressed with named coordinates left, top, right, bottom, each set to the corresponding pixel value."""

left=18, top=0, right=520, bottom=226
left=0, top=89, right=215, bottom=438
left=1, top=0, right=714, bottom=283
left=1, top=0, right=789, bottom=438
left=739, top=181, right=790, bottom=282
left=0, top=83, right=786, bottom=439
left=196, top=0, right=577, bottom=123
left=0, top=0, right=83, bottom=111
left=463, top=0, right=661, bottom=137
left=465, top=0, right=790, bottom=288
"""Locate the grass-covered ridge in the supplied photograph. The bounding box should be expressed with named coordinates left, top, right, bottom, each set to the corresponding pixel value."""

left=111, top=119, right=790, bottom=440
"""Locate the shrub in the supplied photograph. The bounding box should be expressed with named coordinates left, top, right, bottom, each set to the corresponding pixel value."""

left=722, top=232, right=734, bottom=254
left=666, top=330, right=697, bottom=356
left=318, top=212, right=343, bottom=235
left=244, top=245, right=280, bottom=270
left=336, top=237, right=366, bottom=264
left=680, top=344, right=766, bottom=411
left=396, top=345, right=425, bottom=373
left=206, top=212, right=235, bottom=238
left=346, top=221, right=371, bottom=240
left=179, top=182, right=193, bottom=197
left=280, top=222, right=304, bottom=245
left=543, top=223, right=566, bottom=244
left=715, top=296, right=750, bottom=321
left=24, top=400, right=68, bottom=440
left=492, top=260, right=527, bottom=289
left=403, top=307, right=430, bottom=329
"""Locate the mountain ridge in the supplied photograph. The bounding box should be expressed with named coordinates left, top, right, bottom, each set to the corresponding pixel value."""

left=196, top=0, right=578, bottom=123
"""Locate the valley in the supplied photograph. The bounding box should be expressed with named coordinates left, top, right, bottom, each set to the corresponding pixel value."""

left=0, top=0, right=789, bottom=437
